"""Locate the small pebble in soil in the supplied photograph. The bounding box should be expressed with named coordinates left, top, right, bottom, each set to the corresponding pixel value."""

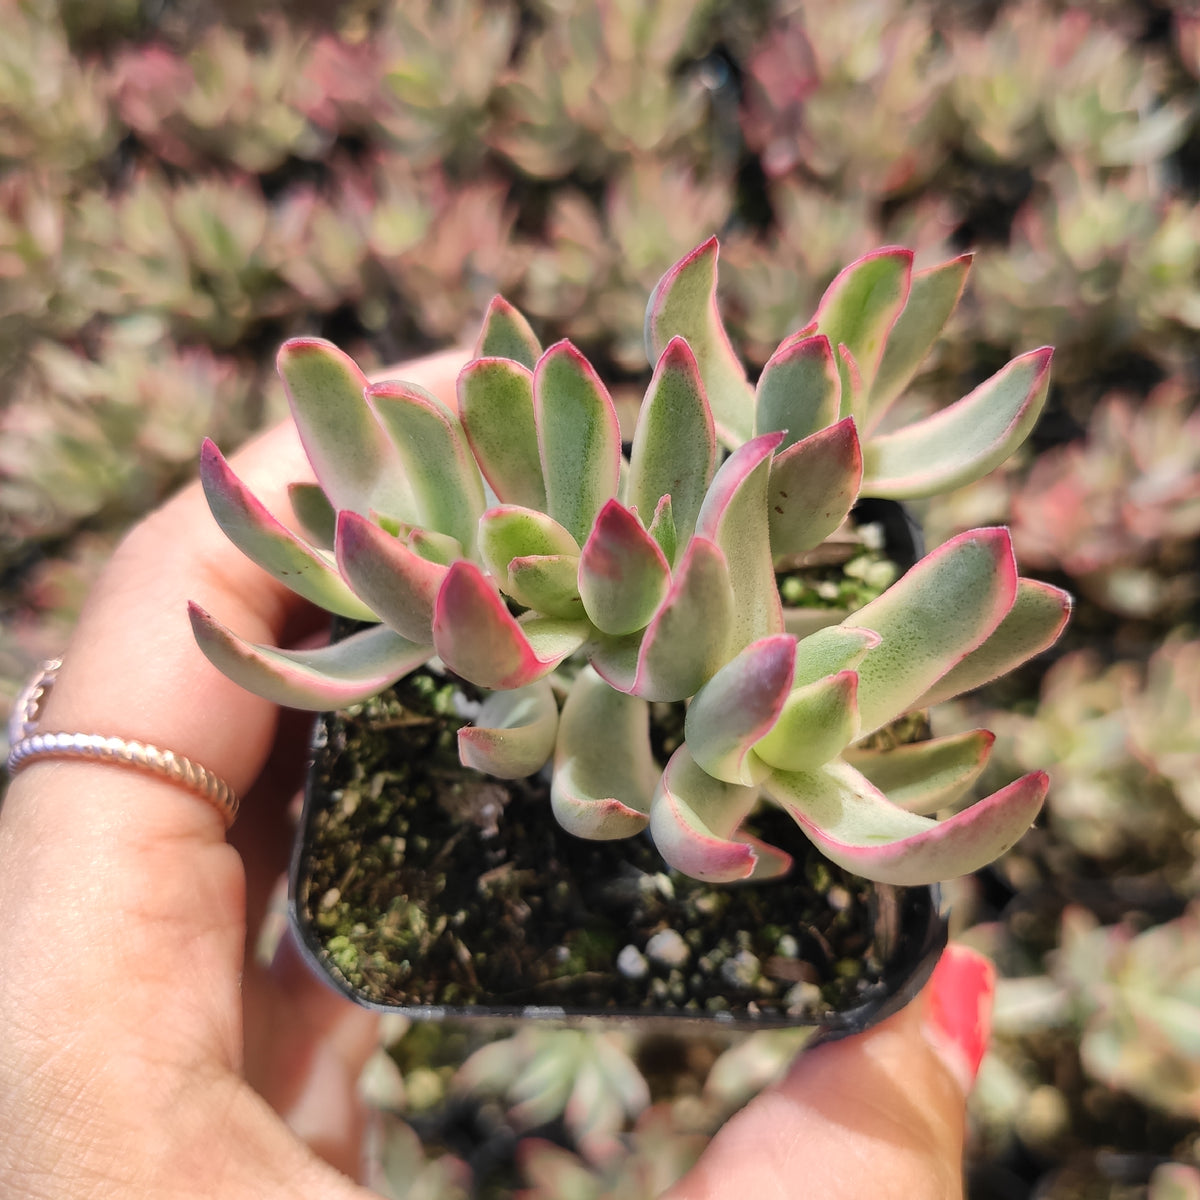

left=721, top=950, right=762, bottom=989
left=786, top=981, right=823, bottom=1013
left=617, top=944, right=649, bottom=980
left=646, top=929, right=690, bottom=967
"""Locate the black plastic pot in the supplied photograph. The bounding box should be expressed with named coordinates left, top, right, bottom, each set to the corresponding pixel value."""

left=289, top=500, right=945, bottom=1034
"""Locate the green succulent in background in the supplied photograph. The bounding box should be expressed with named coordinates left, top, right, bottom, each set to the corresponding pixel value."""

left=0, top=320, right=255, bottom=554
left=490, top=0, right=710, bottom=180
left=455, top=1027, right=649, bottom=1164
left=0, top=0, right=117, bottom=174
left=970, top=902, right=1200, bottom=1172
left=111, top=25, right=326, bottom=173
left=514, top=1108, right=706, bottom=1200
left=981, top=632, right=1200, bottom=867
left=1055, top=904, right=1200, bottom=1122
left=372, top=0, right=516, bottom=169
left=370, top=1115, right=471, bottom=1200
left=191, top=239, right=1069, bottom=888
left=740, top=2, right=947, bottom=193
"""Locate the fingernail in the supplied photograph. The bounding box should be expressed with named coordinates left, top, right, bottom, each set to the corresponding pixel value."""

left=922, top=943, right=994, bottom=1094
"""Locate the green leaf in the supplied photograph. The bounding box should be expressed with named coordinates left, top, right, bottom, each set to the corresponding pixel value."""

left=458, top=358, right=547, bottom=511
left=505, top=555, right=585, bottom=619
left=764, top=758, right=1047, bottom=885
left=754, top=333, right=841, bottom=450
left=645, top=494, right=677, bottom=567
left=476, top=507, right=585, bottom=618
left=792, top=624, right=880, bottom=686
left=694, top=433, right=785, bottom=652
left=578, top=500, right=671, bottom=636
left=189, top=603, right=430, bottom=711
left=848, top=527, right=1018, bottom=734
left=862, top=347, right=1053, bottom=499
left=626, top=336, right=717, bottom=548
left=767, top=417, right=863, bottom=559
left=368, top=379, right=487, bottom=555
left=813, top=248, right=913, bottom=419
left=845, top=729, right=995, bottom=815
left=277, top=338, right=414, bottom=520
left=649, top=744, right=790, bottom=883
left=407, top=527, right=462, bottom=566
left=551, top=667, right=656, bottom=839
left=458, top=680, right=559, bottom=779
left=684, top=634, right=796, bottom=785
left=474, top=295, right=542, bottom=368
left=645, top=238, right=754, bottom=446
left=478, top=505, right=580, bottom=575
left=627, top=536, right=734, bottom=701
left=287, top=482, right=336, bottom=550
left=200, top=440, right=375, bottom=621
left=913, top=578, right=1072, bottom=709
left=868, top=253, right=972, bottom=429
left=533, top=341, right=622, bottom=545
left=752, top=670, right=860, bottom=772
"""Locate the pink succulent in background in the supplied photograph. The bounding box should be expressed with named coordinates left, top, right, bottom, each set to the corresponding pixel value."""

left=1011, top=379, right=1200, bottom=619
left=191, top=239, right=1069, bottom=888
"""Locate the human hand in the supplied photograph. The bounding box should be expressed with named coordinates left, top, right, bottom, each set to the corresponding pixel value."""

left=0, top=348, right=466, bottom=1200
left=665, top=942, right=993, bottom=1200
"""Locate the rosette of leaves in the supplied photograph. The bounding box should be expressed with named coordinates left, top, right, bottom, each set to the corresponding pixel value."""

left=455, top=1028, right=649, bottom=1164
left=1055, top=903, right=1200, bottom=1122
left=191, top=239, right=1069, bottom=888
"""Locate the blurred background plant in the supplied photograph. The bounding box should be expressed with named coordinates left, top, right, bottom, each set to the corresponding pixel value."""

left=3, top=0, right=1199, bottom=1193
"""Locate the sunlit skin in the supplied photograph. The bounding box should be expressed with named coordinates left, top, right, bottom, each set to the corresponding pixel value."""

left=1, top=348, right=986, bottom=1200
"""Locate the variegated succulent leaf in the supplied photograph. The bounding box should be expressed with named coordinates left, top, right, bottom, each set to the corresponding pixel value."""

left=458, top=679, right=559, bottom=779
left=474, top=294, right=542, bottom=369
left=551, top=667, right=656, bottom=839
left=762, top=759, right=1048, bottom=886
left=626, top=336, right=717, bottom=549
left=650, top=743, right=791, bottom=883
left=277, top=338, right=415, bottom=522
left=813, top=247, right=913, bottom=423
left=644, top=237, right=755, bottom=446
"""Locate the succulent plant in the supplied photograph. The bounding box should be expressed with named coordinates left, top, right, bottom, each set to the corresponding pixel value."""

left=739, top=3, right=947, bottom=193
left=191, top=238, right=1069, bottom=888
left=111, top=25, right=326, bottom=174
left=515, top=1106, right=706, bottom=1200
left=1010, top=378, right=1200, bottom=620
left=455, top=1027, right=649, bottom=1164
left=371, top=1114, right=471, bottom=1200
left=1055, top=902, right=1200, bottom=1122
left=488, top=0, right=709, bottom=180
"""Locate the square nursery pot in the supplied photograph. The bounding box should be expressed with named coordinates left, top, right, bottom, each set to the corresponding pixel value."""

left=288, top=501, right=948, bottom=1036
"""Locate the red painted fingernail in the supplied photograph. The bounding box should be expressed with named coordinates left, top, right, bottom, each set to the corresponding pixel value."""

left=922, top=943, right=995, bottom=1093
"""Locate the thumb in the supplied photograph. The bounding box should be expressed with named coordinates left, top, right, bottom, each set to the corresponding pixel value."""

left=664, top=943, right=993, bottom=1200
